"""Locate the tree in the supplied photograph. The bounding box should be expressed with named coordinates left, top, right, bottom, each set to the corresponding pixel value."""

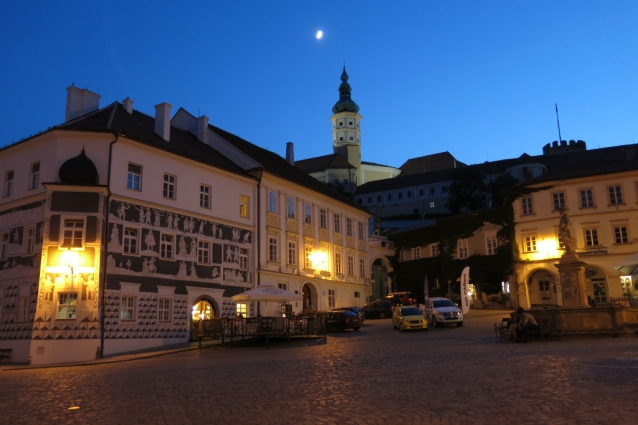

left=488, top=174, right=518, bottom=208
left=445, top=167, right=487, bottom=214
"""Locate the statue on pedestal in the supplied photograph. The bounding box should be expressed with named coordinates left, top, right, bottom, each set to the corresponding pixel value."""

left=558, top=208, right=576, bottom=255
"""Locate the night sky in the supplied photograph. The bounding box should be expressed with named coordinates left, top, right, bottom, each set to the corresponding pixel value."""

left=2, top=1, right=638, bottom=168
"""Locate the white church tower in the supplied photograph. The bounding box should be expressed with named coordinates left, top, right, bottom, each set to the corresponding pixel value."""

left=331, top=66, right=362, bottom=186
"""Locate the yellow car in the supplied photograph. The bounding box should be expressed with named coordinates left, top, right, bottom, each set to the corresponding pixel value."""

left=392, top=305, right=429, bottom=331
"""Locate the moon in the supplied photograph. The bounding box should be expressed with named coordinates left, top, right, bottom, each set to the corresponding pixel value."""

left=316, top=30, right=323, bottom=39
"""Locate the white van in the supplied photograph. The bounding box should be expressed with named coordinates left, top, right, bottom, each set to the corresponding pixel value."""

left=425, top=297, right=463, bottom=327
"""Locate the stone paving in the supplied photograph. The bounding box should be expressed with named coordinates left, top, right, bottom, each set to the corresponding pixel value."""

left=1, top=309, right=637, bottom=425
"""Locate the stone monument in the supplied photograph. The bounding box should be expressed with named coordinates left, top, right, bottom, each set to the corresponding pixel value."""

left=555, top=209, right=588, bottom=307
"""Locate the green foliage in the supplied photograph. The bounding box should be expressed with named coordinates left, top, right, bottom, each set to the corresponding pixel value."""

left=445, top=167, right=487, bottom=214
left=488, top=174, right=519, bottom=208
left=389, top=182, right=553, bottom=298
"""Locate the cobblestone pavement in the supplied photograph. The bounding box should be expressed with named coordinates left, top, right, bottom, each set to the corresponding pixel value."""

left=2, top=309, right=637, bottom=425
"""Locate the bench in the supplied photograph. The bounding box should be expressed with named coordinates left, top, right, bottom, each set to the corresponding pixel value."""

left=494, top=317, right=511, bottom=341
left=495, top=317, right=552, bottom=342
left=0, top=348, right=12, bottom=363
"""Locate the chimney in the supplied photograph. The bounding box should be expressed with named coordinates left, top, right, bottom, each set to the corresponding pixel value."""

left=286, top=142, right=295, bottom=165
left=123, top=97, right=134, bottom=114
left=197, top=115, right=209, bottom=145
left=154, top=102, right=172, bottom=141
left=65, top=85, right=101, bottom=122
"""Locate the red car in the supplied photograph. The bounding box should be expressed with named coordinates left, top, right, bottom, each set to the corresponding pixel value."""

left=385, top=292, right=417, bottom=306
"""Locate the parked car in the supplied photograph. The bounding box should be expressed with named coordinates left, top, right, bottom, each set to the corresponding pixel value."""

left=426, top=297, right=463, bottom=327
left=392, top=305, right=429, bottom=331
left=385, top=291, right=417, bottom=306
left=362, top=300, right=393, bottom=319
left=325, top=310, right=361, bottom=332
left=332, top=307, right=365, bottom=323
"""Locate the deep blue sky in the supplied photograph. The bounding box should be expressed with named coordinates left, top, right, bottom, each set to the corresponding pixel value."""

left=2, top=1, right=638, bottom=168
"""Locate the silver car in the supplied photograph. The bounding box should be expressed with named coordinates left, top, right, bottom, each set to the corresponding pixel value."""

left=426, top=297, right=463, bottom=327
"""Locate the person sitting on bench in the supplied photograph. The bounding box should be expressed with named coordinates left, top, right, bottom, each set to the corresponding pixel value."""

left=510, top=307, right=537, bottom=342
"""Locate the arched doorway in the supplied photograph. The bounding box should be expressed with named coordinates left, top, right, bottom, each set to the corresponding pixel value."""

left=371, top=258, right=390, bottom=301
left=584, top=266, right=608, bottom=305
left=301, top=283, right=318, bottom=311
left=527, top=269, right=558, bottom=306
left=190, top=297, right=218, bottom=340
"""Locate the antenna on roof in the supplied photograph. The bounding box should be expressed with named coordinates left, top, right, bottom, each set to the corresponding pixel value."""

left=555, top=103, right=563, bottom=143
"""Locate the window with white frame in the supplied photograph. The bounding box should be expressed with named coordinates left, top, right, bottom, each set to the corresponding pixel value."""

left=236, top=303, right=247, bottom=317
left=521, top=196, right=534, bottom=215
left=358, top=222, right=364, bottom=240
left=580, top=189, right=595, bottom=208
left=412, top=247, right=421, bottom=260
left=160, top=234, right=174, bottom=259
left=552, top=192, right=565, bottom=211
left=288, top=238, right=297, bottom=266
left=120, top=295, right=136, bottom=321
left=4, top=170, right=13, bottom=197
left=29, top=162, right=40, bottom=190
left=304, top=244, right=313, bottom=269
left=127, top=163, right=142, bottom=191
left=359, top=258, right=365, bottom=277
left=163, top=174, right=176, bottom=199
left=287, top=197, right=296, bottom=219
left=486, top=234, right=498, bottom=255
left=19, top=296, right=29, bottom=322
left=0, top=232, right=8, bottom=260
left=523, top=234, right=537, bottom=253
left=123, top=227, right=139, bottom=255
left=268, top=235, right=278, bottom=262
left=320, top=208, right=327, bottom=229
left=200, top=184, right=211, bottom=209
left=239, top=248, right=249, bottom=270
left=608, top=185, right=623, bottom=205
left=346, top=218, right=353, bottom=237
left=23, top=225, right=36, bottom=255
left=57, top=292, right=77, bottom=319
left=268, top=190, right=277, bottom=213
left=328, top=289, right=336, bottom=309
left=431, top=243, right=440, bottom=257
left=335, top=248, right=343, bottom=274
left=334, top=213, right=341, bottom=233
left=304, top=203, right=312, bottom=224
left=278, top=283, right=288, bottom=291
left=158, top=298, right=171, bottom=322
left=584, top=228, right=600, bottom=246
left=240, top=195, right=250, bottom=218
left=614, top=226, right=629, bottom=244
left=61, top=219, right=84, bottom=249
left=347, top=253, right=354, bottom=276
left=457, top=239, right=469, bottom=259
left=198, top=240, right=210, bottom=264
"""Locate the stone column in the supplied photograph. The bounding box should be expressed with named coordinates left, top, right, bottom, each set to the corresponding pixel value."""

left=555, top=254, right=588, bottom=307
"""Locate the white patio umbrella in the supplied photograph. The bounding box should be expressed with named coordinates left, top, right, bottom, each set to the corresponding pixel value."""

left=612, top=252, right=638, bottom=276
left=231, top=283, right=301, bottom=316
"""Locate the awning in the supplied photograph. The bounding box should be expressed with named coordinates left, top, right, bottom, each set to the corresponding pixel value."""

left=611, top=252, right=638, bottom=275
